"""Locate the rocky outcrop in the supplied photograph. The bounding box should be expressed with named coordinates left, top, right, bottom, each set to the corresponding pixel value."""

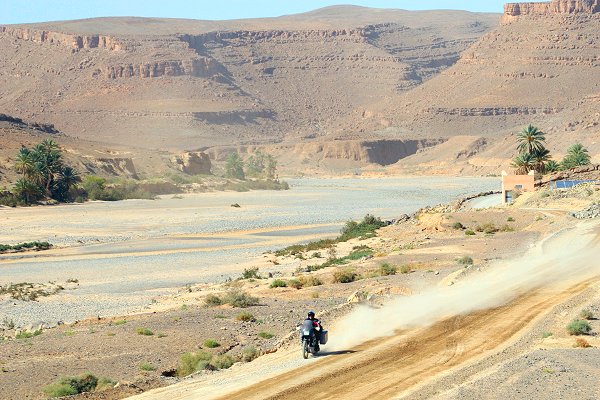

left=503, top=0, right=600, bottom=23
left=0, top=26, right=124, bottom=50
left=104, top=57, right=224, bottom=79
left=171, top=152, right=212, bottom=175
left=92, top=158, right=138, bottom=178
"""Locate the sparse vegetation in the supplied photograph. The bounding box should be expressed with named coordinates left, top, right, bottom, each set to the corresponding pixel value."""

left=113, top=319, right=127, bottom=326
left=15, top=329, right=42, bottom=339
left=136, top=327, right=154, bottom=336
left=378, top=263, right=397, bottom=276
left=339, top=214, right=387, bottom=242
left=203, top=339, right=220, bottom=348
left=500, top=224, right=515, bottom=232
left=465, top=230, right=476, bottom=236
left=242, top=346, right=260, bottom=362
left=140, top=362, right=157, bottom=372
left=457, top=256, right=474, bottom=266
left=287, top=278, right=303, bottom=289
left=566, top=319, right=592, bottom=335
left=0, top=282, right=63, bottom=301
left=269, top=279, right=288, bottom=288
left=298, top=275, right=323, bottom=287
left=210, top=354, right=235, bottom=370
left=507, top=217, right=515, bottom=222
left=258, top=331, right=274, bottom=339
left=204, top=294, right=223, bottom=307
left=541, top=331, right=553, bottom=338
left=42, top=373, right=105, bottom=398
left=452, top=222, right=464, bottom=230
left=0, top=241, right=52, bottom=254
left=332, top=269, right=359, bottom=284
left=177, top=351, right=213, bottom=377
left=476, top=223, right=498, bottom=234
left=573, top=338, right=592, bottom=348
left=242, top=267, right=260, bottom=280
left=579, top=309, right=594, bottom=320
left=235, top=311, right=256, bottom=322
left=400, top=265, right=413, bottom=274
left=223, top=290, right=259, bottom=308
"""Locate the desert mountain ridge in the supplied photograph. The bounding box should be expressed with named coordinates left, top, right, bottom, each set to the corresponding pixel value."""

left=0, top=2, right=599, bottom=180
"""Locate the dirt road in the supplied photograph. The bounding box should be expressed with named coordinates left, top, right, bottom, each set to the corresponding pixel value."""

left=131, top=279, right=594, bottom=400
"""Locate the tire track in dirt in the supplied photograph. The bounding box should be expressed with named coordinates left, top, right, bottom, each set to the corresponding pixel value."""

left=216, top=281, right=593, bottom=400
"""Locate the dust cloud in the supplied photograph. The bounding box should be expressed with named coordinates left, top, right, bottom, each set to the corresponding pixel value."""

left=329, top=220, right=600, bottom=350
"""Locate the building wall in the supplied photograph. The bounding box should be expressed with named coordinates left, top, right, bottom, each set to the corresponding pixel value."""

left=502, top=173, right=535, bottom=203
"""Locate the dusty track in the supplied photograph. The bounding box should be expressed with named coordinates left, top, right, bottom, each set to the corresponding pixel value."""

left=132, top=280, right=594, bottom=400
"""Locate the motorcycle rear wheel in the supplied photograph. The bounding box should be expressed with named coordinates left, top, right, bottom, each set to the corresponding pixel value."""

left=302, top=341, right=309, bottom=359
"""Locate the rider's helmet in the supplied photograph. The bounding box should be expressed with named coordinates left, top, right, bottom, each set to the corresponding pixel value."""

left=307, top=311, right=315, bottom=319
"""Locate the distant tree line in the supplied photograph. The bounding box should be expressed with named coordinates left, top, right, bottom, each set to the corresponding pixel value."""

left=511, top=125, right=591, bottom=174
left=225, top=150, right=279, bottom=180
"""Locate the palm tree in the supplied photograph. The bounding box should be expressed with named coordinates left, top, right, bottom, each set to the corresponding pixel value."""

left=13, top=178, right=42, bottom=204
left=561, top=143, right=591, bottom=169
left=544, top=160, right=560, bottom=173
left=225, top=152, right=245, bottom=180
left=517, top=125, right=546, bottom=154
left=511, top=152, right=535, bottom=175
left=14, top=147, right=34, bottom=178
left=531, top=147, right=551, bottom=173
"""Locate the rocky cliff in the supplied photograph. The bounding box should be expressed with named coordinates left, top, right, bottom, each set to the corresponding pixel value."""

left=503, top=0, right=600, bottom=22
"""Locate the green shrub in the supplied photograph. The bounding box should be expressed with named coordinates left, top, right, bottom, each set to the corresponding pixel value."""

left=452, top=222, right=464, bottom=230
left=379, top=263, right=397, bottom=276
left=338, top=214, right=387, bottom=242
left=269, top=279, right=287, bottom=288
left=236, top=311, right=255, bottom=322
left=332, top=269, right=358, bottom=283
left=44, top=373, right=100, bottom=397
left=465, top=230, right=476, bottom=236
left=400, top=265, right=413, bottom=274
left=566, top=319, right=592, bottom=335
left=542, top=331, right=553, bottom=338
left=507, top=217, right=515, bottom=222
left=203, top=339, right=220, bottom=348
left=242, top=346, right=260, bottom=362
left=242, top=267, right=260, bottom=279
left=95, top=377, right=117, bottom=391
left=500, top=224, right=515, bottom=232
left=204, top=294, right=223, bottom=307
left=476, top=223, right=498, bottom=234
left=580, top=309, right=594, bottom=320
left=223, top=290, right=259, bottom=308
left=258, top=331, right=274, bottom=339
left=210, top=354, right=235, bottom=370
left=113, top=319, right=127, bottom=326
left=287, top=279, right=303, bottom=289
left=456, top=256, right=474, bottom=266
left=140, top=362, right=157, bottom=372
left=16, top=329, right=42, bottom=339
left=136, top=327, right=154, bottom=336
left=177, top=351, right=213, bottom=377
left=275, top=239, right=336, bottom=257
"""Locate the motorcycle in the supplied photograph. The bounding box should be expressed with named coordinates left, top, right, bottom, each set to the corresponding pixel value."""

left=298, top=320, right=328, bottom=359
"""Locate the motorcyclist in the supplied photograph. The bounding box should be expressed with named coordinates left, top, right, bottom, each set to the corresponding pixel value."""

left=305, top=311, right=323, bottom=351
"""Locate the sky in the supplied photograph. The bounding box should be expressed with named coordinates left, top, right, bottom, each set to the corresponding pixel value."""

left=2, top=1, right=507, bottom=24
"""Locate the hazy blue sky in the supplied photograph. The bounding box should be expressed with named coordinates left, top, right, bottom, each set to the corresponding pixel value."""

left=3, top=1, right=506, bottom=24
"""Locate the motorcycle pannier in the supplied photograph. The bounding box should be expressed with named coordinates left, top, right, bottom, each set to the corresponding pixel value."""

left=320, top=329, right=328, bottom=345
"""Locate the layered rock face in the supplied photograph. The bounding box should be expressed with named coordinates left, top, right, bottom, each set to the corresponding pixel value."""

left=503, top=0, right=600, bottom=22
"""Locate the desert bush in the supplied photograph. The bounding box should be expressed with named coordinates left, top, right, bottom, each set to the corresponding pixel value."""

left=566, top=319, right=592, bottom=335
left=573, top=338, right=592, bottom=348
left=269, top=279, right=287, bottom=288
left=235, top=311, right=255, bottom=322
left=140, top=362, right=157, bottom=371
left=346, top=247, right=374, bottom=260
left=452, top=222, right=464, bottom=230
left=287, top=279, right=303, bottom=289
left=500, top=224, right=515, bottom=232
left=400, top=265, right=413, bottom=274
left=379, top=263, right=397, bottom=276
left=241, top=346, right=260, bottom=362
left=456, top=256, right=474, bottom=266
left=136, top=327, right=154, bottom=336
left=275, top=239, right=336, bottom=257
left=15, top=329, right=42, bottom=339
left=338, top=214, right=387, bottom=242
left=177, top=351, right=212, bottom=377
left=258, top=331, right=274, bottom=339
left=223, top=290, right=259, bottom=308
left=298, top=275, right=322, bottom=287
left=579, top=309, right=594, bottom=320
left=242, top=267, right=260, bottom=279
left=204, top=294, right=223, bottom=307
left=507, top=217, right=515, bottom=222
left=332, top=269, right=358, bottom=284
left=465, top=230, right=476, bottom=236
left=44, top=373, right=102, bottom=397
left=476, top=222, right=498, bottom=234
left=203, top=339, right=220, bottom=348
left=210, top=354, right=235, bottom=370
left=113, top=319, right=127, bottom=326
left=541, top=331, right=553, bottom=338
left=95, top=377, right=117, bottom=391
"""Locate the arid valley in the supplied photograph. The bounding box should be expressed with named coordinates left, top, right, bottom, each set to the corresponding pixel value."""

left=1, top=0, right=600, bottom=399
